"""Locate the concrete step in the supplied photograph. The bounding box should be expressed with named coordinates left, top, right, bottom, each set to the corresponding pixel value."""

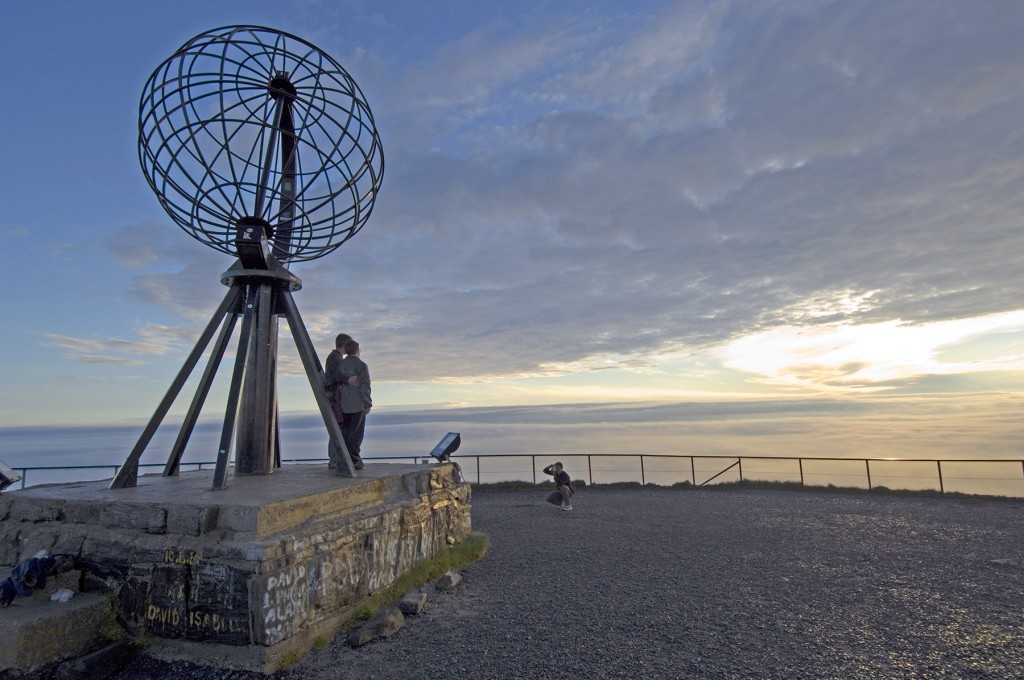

left=0, top=578, right=116, bottom=675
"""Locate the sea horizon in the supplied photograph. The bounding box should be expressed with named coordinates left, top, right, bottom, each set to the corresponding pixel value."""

left=3, top=396, right=1022, bottom=471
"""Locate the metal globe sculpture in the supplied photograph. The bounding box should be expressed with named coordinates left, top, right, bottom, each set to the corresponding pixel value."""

left=138, top=25, right=383, bottom=263
left=113, top=27, right=383, bottom=490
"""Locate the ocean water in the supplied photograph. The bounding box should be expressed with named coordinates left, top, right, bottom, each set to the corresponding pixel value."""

left=2, top=399, right=1022, bottom=496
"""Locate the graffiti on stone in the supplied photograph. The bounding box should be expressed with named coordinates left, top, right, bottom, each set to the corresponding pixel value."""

left=312, top=543, right=363, bottom=612
left=194, top=562, right=242, bottom=610
left=258, top=562, right=313, bottom=645
left=209, top=563, right=228, bottom=587
left=134, top=549, right=251, bottom=644
left=146, top=604, right=181, bottom=627
left=76, top=470, right=472, bottom=650
left=366, top=525, right=402, bottom=593
left=163, top=548, right=202, bottom=566
left=144, top=565, right=189, bottom=638
left=187, top=609, right=247, bottom=636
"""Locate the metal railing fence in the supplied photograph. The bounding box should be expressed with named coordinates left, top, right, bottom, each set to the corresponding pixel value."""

left=451, top=453, right=1024, bottom=498
left=5, top=454, right=1024, bottom=499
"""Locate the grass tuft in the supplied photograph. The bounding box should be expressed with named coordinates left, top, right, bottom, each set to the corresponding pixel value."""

left=347, top=532, right=489, bottom=626
left=98, top=603, right=127, bottom=642
left=278, top=649, right=304, bottom=670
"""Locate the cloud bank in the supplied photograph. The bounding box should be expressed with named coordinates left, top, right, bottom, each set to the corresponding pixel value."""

left=13, top=0, right=1024, bottom=419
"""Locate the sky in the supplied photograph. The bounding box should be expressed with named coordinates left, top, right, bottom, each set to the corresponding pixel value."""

left=2, top=0, right=1023, bottom=467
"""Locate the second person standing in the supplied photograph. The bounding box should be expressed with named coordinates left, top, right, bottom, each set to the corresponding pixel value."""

left=337, top=339, right=372, bottom=469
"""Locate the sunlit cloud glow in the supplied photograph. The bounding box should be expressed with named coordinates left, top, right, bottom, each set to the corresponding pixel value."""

left=717, top=309, right=1024, bottom=391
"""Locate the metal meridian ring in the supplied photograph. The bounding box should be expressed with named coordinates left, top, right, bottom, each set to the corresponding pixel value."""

left=138, top=25, right=384, bottom=263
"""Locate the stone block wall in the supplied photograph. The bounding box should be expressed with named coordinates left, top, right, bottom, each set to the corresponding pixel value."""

left=0, top=463, right=471, bottom=659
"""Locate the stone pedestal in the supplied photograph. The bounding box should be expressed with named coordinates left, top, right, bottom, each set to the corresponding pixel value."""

left=0, top=463, right=471, bottom=673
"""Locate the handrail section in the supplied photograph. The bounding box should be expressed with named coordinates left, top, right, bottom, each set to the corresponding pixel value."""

left=5, top=454, right=1024, bottom=498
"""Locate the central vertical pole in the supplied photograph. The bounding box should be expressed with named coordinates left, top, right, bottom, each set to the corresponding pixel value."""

left=269, top=72, right=298, bottom=469
left=272, top=71, right=297, bottom=260
left=234, top=73, right=299, bottom=477
left=235, top=282, right=276, bottom=474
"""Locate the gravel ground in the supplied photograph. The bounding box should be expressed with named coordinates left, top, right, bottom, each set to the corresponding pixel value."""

left=113, top=488, right=1024, bottom=679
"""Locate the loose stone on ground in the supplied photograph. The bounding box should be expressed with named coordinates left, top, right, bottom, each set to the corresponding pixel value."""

left=348, top=571, right=462, bottom=647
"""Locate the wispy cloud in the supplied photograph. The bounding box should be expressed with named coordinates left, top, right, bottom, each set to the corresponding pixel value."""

left=103, top=223, right=169, bottom=268
left=41, top=325, right=191, bottom=365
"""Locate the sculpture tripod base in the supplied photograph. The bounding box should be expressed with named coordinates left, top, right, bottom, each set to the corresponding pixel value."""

left=109, top=258, right=355, bottom=490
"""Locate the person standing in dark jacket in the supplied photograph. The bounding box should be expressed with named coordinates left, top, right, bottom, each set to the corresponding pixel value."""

left=543, top=461, right=574, bottom=511
left=324, top=333, right=359, bottom=469
left=336, top=339, right=371, bottom=470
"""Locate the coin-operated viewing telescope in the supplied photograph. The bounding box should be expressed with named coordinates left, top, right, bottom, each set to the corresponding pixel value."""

left=0, top=459, right=22, bottom=493
left=111, top=25, right=384, bottom=490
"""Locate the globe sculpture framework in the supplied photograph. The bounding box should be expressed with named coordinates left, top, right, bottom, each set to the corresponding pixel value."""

left=111, top=26, right=384, bottom=490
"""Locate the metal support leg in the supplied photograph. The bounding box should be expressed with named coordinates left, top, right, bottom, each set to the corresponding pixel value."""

left=278, top=288, right=356, bottom=477
left=237, top=282, right=276, bottom=475
left=110, top=286, right=242, bottom=489
left=269, top=306, right=282, bottom=470
left=164, top=304, right=240, bottom=476
left=213, top=285, right=257, bottom=489
left=269, top=315, right=281, bottom=470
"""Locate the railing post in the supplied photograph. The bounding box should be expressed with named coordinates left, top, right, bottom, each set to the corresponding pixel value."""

left=20, top=469, right=27, bottom=490
left=641, top=455, right=645, bottom=486
left=937, top=460, right=944, bottom=494
left=865, top=459, right=872, bottom=490
left=798, top=458, right=804, bottom=487
left=588, top=455, right=593, bottom=486
left=532, top=455, right=536, bottom=485
left=738, top=457, right=743, bottom=482
left=477, top=456, right=481, bottom=486
left=690, top=457, right=696, bottom=485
